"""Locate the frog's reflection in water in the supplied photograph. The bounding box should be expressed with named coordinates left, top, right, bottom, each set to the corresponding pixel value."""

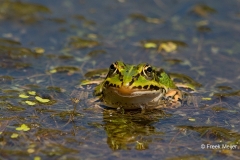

left=102, top=109, right=170, bottom=150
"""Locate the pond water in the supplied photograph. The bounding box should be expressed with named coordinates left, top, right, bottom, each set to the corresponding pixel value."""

left=0, top=0, right=240, bottom=159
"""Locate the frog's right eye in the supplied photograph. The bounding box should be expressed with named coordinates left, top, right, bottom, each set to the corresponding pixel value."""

left=110, top=63, right=116, bottom=70
left=109, top=62, right=118, bottom=73
left=108, top=62, right=118, bottom=75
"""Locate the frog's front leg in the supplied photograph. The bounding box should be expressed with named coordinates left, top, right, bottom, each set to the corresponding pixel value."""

left=164, top=89, right=183, bottom=108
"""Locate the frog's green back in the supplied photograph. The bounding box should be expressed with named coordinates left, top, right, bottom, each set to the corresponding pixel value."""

left=157, top=70, right=176, bottom=89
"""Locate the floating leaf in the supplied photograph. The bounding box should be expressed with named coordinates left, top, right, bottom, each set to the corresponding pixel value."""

left=68, top=37, right=99, bottom=49
left=0, top=41, right=42, bottom=59
left=129, top=13, right=163, bottom=24
left=73, top=15, right=96, bottom=25
left=34, top=156, right=41, bottom=160
left=158, top=41, right=177, bottom=52
left=19, top=94, right=29, bottom=98
left=0, top=0, right=51, bottom=24
left=170, top=73, right=202, bottom=89
left=216, top=86, right=232, bottom=91
left=58, top=55, right=73, bottom=60
left=27, top=148, right=35, bottom=154
left=0, top=38, right=21, bottom=46
left=211, top=106, right=227, bottom=112
left=49, top=69, right=57, bottom=74
left=47, top=86, right=65, bottom=93
left=197, top=26, right=211, bottom=32
left=33, top=47, right=45, bottom=54
left=49, top=66, right=79, bottom=74
left=201, top=97, right=211, bottom=101
left=143, top=42, right=157, bottom=49
left=191, top=4, right=216, bottom=17
left=80, top=79, right=103, bottom=85
left=213, top=90, right=240, bottom=98
left=28, top=91, right=36, bottom=96
left=164, top=59, right=183, bottom=65
left=7, top=104, right=25, bottom=111
left=141, top=40, right=187, bottom=52
left=25, top=100, right=36, bottom=106
left=84, top=68, right=108, bottom=78
left=0, top=95, right=15, bottom=100
left=3, top=89, right=19, bottom=93
left=87, top=50, right=106, bottom=57
left=16, top=124, right=30, bottom=131
left=35, top=96, right=50, bottom=103
left=142, top=40, right=187, bottom=47
left=188, top=118, right=196, bottom=122
left=0, top=75, right=15, bottom=81
left=11, top=133, right=19, bottom=138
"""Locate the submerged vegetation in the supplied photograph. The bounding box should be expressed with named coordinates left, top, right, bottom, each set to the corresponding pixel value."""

left=0, top=0, right=50, bottom=23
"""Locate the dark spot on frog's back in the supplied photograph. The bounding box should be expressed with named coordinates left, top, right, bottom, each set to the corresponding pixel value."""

left=116, top=69, right=120, bottom=75
left=143, top=85, right=148, bottom=89
left=108, top=83, right=115, bottom=87
left=137, top=86, right=142, bottom=89
left=132, top=85, right=142, bottom=89
left=119, top=74, right=123, bottom=81
left=129, top=74, right=140, bottom=86
left=129, top=79, right=134, bottom=86
left=150, top=85, right=160, bottom=90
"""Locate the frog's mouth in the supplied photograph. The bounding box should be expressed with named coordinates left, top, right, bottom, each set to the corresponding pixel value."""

left=112, top=86, right=163, bottom=97
left=103, top=86, right=166, bottom=110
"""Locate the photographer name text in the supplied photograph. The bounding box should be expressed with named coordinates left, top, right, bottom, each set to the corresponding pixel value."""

left=201, top=144, right=239, bottom=150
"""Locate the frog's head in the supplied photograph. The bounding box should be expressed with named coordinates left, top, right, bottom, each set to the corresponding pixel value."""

left=102, top=61, right=175, bottom=95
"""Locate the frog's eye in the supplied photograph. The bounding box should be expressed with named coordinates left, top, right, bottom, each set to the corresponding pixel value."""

left=107, top=62, right=118, bottom=77
left=144, top=65, right=152, bottom=73
left=143, top=64, right=153, bottom=78
left=110, top=63, right=115, bottom=70
left=109, top=62, right=117, bottom=70
left=146, top=66, right=152, bottom=73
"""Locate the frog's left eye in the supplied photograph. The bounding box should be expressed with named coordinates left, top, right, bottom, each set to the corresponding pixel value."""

left=144, top=65, right=152, bottom=73
left=146, top=66, right=152, bottom=73
left=143, top=64, right=153, bottom=78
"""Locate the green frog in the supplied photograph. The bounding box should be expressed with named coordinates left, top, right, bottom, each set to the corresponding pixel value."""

left=94, top=61, right=182, bottom=110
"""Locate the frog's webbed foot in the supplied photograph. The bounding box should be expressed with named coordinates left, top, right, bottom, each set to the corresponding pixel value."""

left=164, top=89, right=183, bottom=108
